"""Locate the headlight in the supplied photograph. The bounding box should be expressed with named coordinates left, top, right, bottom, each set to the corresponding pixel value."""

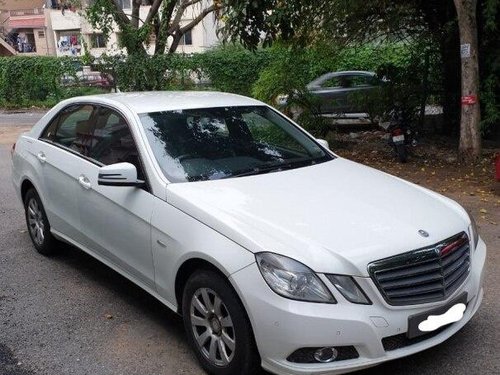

left=326, top=274, right=371, bottom=305
left=255, top=252, right=336, bottom=303
left=469, top=212, right=479, bottom=250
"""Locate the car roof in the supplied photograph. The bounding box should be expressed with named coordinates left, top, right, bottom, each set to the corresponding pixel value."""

left=70, top=91, right=263, bottom=114
left=324, top=71, right=376, bottom=76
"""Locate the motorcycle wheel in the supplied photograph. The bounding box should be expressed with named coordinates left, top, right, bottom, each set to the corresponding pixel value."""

left=395, top=144, right=408, bottom=163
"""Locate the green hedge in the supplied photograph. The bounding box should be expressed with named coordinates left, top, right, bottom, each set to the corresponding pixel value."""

left=0, top=56, right=110, bottom=108
left=0, top=56, right=72, bottom=106
left=0, top=43, right=440, bottom=112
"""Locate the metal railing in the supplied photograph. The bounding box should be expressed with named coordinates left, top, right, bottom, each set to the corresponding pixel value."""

left=7, top=8, right=45, bottom=17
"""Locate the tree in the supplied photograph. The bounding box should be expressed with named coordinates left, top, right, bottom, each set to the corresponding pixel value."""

left=221, top=0, right=491, bottom=162
left=86, top=0, right=220, bottom=56
left=454, top=0, right=481, bottom=161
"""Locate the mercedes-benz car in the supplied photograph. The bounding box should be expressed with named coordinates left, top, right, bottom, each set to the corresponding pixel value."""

left=11, top=92, right=485, bottom=375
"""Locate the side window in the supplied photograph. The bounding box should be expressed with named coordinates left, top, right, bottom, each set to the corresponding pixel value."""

left=52, top=105, right=95, bottom=155
left=89, top=107, right=145, bottom=179
left=320, top=75, right=352, bottom=88
left=350, top=75, right=374, bottom=87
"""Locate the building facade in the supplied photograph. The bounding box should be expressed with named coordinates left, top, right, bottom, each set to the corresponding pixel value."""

left=0, top=0, right=219, bottom=57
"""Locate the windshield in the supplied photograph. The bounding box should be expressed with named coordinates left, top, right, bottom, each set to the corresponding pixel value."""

left=139, top=105, right=333, bottom=182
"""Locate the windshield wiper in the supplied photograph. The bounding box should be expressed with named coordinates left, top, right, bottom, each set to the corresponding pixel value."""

left=227, top=159, right=319, bottom=178
left=228, top=165, right=291, bottom=178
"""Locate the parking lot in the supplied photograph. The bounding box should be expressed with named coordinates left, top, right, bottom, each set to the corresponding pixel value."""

left=1, top=112, right=499, bottom=375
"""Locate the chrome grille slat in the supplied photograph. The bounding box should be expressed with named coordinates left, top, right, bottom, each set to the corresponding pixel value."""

left=441, top=244, right=468, bottom=267
left=382, top=272, right=443, bottom=289
left=444, top=259, right=470, bottom=286
left=376, top=261, right=441, bottom=282
left=445, top=270, right=469, bottom=293
left=385, top=282, right=444, bottom=298
left=389, top=291, right=444, bottom=305
left=443, top=252, right=469, bottom=277
left=368, top=232, right=470, bottom=306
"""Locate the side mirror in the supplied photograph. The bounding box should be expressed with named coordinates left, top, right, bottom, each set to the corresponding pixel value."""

left=98, top=162, right=145, bottom=187
left=316, top=138, right=330, bottom=150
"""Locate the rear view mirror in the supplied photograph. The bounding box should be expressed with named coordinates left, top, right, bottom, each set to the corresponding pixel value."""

left=316, top=138, right=330, bottom=150
left=98, top=162, right=145, bottom=187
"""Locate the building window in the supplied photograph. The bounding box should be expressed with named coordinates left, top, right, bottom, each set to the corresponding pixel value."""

left=179, top=30, right=192, bottom=46
left=90, top=33, right=106, bottom=48
left=38, top=31, right=45, bottom=39
left=117, top=0, right=131, bottom=9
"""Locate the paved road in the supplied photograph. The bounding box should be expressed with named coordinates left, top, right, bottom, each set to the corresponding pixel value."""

left=1, top=117, right=499, bottom=375
left=0, top=111, right=46, bottom=127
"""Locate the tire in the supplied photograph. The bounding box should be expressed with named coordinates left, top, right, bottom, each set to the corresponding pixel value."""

left=182, top=270, right=260, bottom=375
left=395, top=144, right=408, bottom=163
left=23, top=188, right=58, bottom=256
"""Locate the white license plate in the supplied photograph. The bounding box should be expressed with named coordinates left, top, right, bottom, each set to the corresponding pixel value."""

left=417, top=303, right=466, bottom=333
left=407, top=292, right=467, bottom=338
left=392, top=135, right=405, bottom=142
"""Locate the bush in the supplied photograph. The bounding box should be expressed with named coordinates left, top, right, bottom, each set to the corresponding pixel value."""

left=195, top=44, right=272, bottom=95
left=95, top=53, right=200, bottom=92
left=0, top=56, right=77, bottom=107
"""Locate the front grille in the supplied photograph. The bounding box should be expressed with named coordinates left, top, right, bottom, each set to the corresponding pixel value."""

left=368, top=232, right=470, bottom=306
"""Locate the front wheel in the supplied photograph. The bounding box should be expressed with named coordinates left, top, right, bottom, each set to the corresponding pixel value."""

left=182, top=270, right=260, bottom=375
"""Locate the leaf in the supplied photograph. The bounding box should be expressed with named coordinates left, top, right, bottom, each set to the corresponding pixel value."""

left=479, top=208, right=488, bottom=214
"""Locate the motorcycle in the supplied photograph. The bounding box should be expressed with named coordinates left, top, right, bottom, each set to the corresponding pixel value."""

left=381, top=106, right=417, bottom=163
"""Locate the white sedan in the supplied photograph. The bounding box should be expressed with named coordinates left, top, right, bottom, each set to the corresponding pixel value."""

left=11, top=92, right=485, bottom=375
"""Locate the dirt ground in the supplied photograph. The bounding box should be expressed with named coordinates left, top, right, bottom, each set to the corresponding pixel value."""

left=0, top=126, right=32, bottom=145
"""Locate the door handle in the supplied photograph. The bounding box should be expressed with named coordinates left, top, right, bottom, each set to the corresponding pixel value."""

left=37, top=152, right=46, bottom=163
left=157, top=239, right=167, bottom=248
left=78, top=175, right=92, bottom=190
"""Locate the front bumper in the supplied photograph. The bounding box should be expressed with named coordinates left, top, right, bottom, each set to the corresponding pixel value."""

left=230, top=238, right=486, bottom=375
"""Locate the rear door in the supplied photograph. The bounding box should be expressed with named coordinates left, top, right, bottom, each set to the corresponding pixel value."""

left=344, top=74, right=378, bottom=113
left=36, top=104, right=97, bottom=244
left=76, top=106, right=156, bottom=289
left=308, top=73, right=352, bottom=114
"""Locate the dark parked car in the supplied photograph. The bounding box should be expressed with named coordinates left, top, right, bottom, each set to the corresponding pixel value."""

left=306, top=71, right=383, bottom=115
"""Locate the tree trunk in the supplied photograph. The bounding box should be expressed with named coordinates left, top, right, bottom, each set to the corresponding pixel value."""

left=453, top=0, right=481, bottom=162
left=439, top=30, right=461, bottom=136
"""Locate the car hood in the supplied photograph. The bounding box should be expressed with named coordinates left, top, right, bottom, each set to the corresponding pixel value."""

left=166, top=158, right=470, bottom=276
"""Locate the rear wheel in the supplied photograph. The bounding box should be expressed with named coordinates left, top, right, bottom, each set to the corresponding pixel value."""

left=24, top=189, right=58, bottom=255
left=182, top=270, right=260, bottom=375
left=395, top=144, right=408, bottom=163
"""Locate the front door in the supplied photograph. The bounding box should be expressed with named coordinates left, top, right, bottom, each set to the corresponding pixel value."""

left=76, top=106, right=156, bottom=289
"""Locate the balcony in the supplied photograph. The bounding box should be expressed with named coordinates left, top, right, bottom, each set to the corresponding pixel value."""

left=4, top=8, right=46, bottom=29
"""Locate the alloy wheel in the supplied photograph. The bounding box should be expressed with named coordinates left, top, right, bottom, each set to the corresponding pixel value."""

left=27, top=197, right=45, bottom=246
left=190, top=287, right=236, bottom=367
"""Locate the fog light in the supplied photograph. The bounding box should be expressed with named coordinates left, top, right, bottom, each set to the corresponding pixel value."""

left=313, top=347, right=338, bottom=363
